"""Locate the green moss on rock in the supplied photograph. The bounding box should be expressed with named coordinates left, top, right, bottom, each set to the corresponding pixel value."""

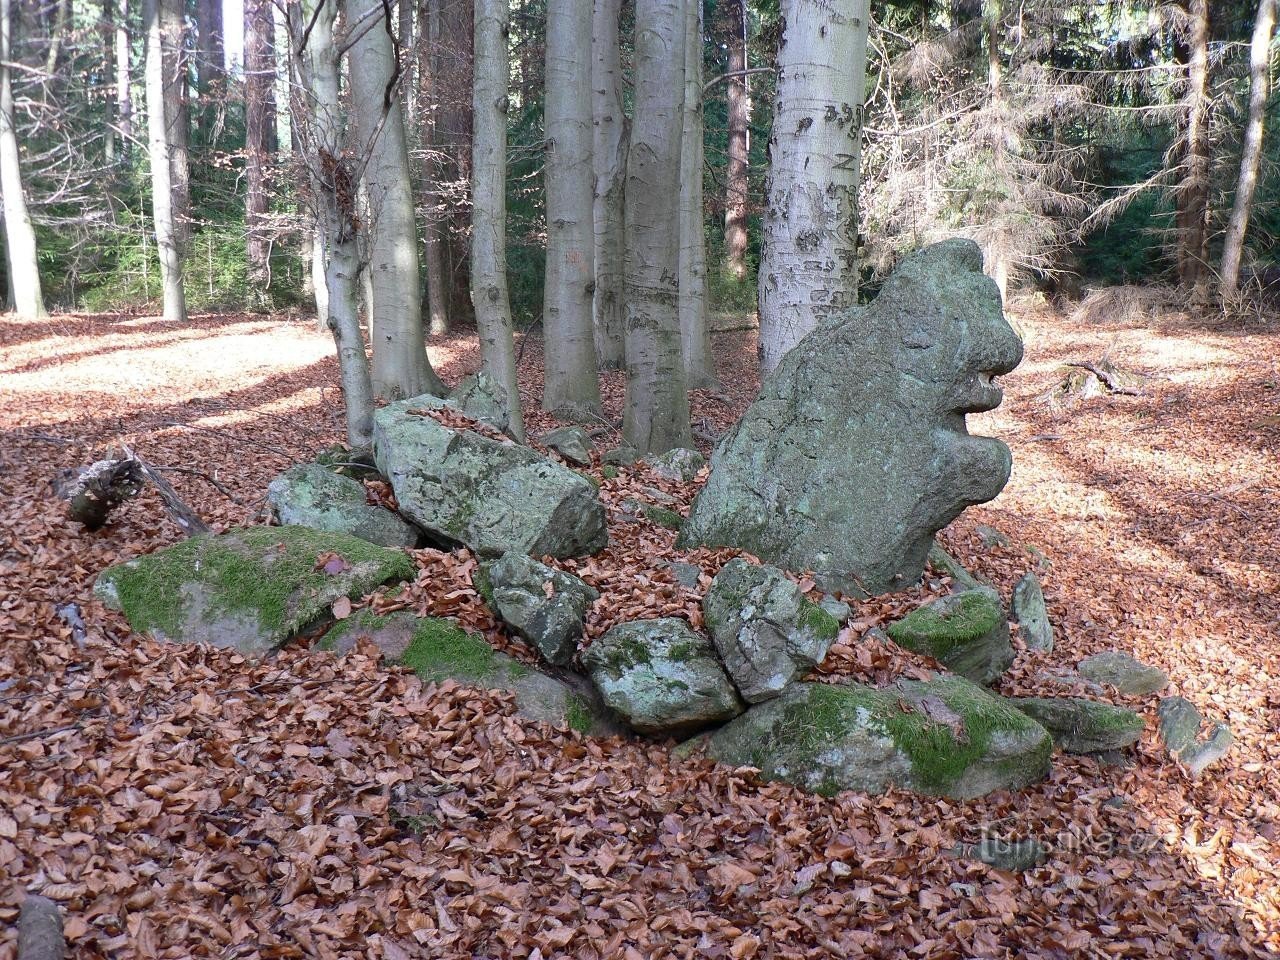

left=641, top=505, right=685, bottom=530
left=886, top=590, right=1013, bottom=685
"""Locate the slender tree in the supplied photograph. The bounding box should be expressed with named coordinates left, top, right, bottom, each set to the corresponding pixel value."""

left=471, top=0, right=525, bottom=438
left=543, top=0, right=602, bottom=414
left=623, top=0, right=692, bottom=453
left=679, top=0, right=715, bottom=387
left=0, top=0, right=45, bottom=318
left=1175, top=0, right=1211, bottom=288
left=143, top=0, right=186, bottom=321
left=419, top=0, right=451, bottom=335
left=244, top=0, right=274, bottom=305
left=591, top=0, right=627, bottom=368
left=721, top=0, right=750, bottom=282
left=195, top=0, right=223, bottom=98
left=160, top=0, right=190, bottom=248
left=1221, top=0, right=1277, bottom=299
left=756, top=0, right=870, bottom=372
left=114, top=0, right=132, bottom=150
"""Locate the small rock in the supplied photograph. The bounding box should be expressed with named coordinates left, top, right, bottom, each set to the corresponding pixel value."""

left=1078, top=651, right=1168, bottom=695
left=582, top=618, right=743, bottom=735
left=1009, top=696, right=1144, bottom=754
left=1157, top=696, right=1232, bottom=778
left=886, top=590, right=1014, bottom=685
left=601, top=446, right=640, bottom=466
left=927, top=545, right=999, bottom=599
left=956, top=837, right=1046, bottom=872
left=448, top=371, right=513, bottom=434
left=661, top=561, right=703, bottom=589
left=643, top=447, right=706, bottom=482
left=819, top=597, right=851, bottom=625
left=481, top=553, right=599, bottom=666
left=541, top=426, right=595, bottom=466
left=975, top=525, right=1011, bottom=549
left=1011, top=572, right=1054, bottom=652
left=267, top=463, right=420, bottom=548
left=637, top=485, right=679, bottom=506
left=621, top=498, right=684, bottom=530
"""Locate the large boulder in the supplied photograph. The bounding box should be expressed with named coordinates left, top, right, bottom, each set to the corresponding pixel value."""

left=449, top=371, right=513, bottom=434
left=706, top=676, right=1052, bottom=799
left=581, top=619, right=744, bottom=735
left=886, top=590, right=1014, bottom=685
left=321, top=611, right=619, bottom=735
left=373, top=395, right=608, bottom=558
left=1008, top=697, right=1144, bottom=754
left=679, top=240, right=1024, bottom=595
left=266, top=463, right=420, bottom=548
left=479, top=552, right=599, bottom=666
left=702, top=559, right=841, bottom=702
left=94, top=526, right=415, bottom=655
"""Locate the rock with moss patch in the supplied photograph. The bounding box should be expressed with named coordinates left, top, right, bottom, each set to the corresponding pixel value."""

left=267, top=464, right=420, bottom=548
left=94, top=526, right=415, bottom=655
left=582, top=618, right=743, bottom=735
left=321, top=610, right=618, bottom=735
left=887, top=590, right=1014, bottom=685
left=482, top=552, right=599, bottom=665
left=1157, top=696, right=1232, bottom=778
left=643, top=448, right=706, bottom=482
left=927, top=544, right=999, bottom=600
left=1011, top=572, right=1053, bottom=651
left=449, top=371, right=512, bottom=434
left=540, top=426, right=594, bottom=466
left=602, top=446, right=639, bottom=466
left=703, top=559, right=840, bottom=702
left=374, top=395, right=608, bottom=558
left=1009, top=697, right=1143, bottom=754
left=706, top=676, right=1052, bottom=799
left=1077, top=651, right=1167, bottom=695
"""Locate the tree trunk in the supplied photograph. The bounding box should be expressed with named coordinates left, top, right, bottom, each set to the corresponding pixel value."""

left=115, top=0, right=132, bottom=150
left=0, top=0, right=46, bottom=318
left=420, top=0, right=450, bottom=336
left=287, top=0, right=375, bottom=449
left=195, top=0, right=223, bottom=97
left=542, top=0, right=601, bottom=415
left=244, top=0, right=274, bottom=306
left=591, top=0, right=627, bottom=368
left=143, top=0, right=186, bottom=321
left=1220, top=0, right=1276, bottom=299
left=679, top=0, right=715, bottom=388
left=623, top=0, right=691, bottom=454
left=43, top=0, right=70, bottom=76
left=471, top=0, right=525, bottom=439
left=346, top=0, right=445, bottom=399
left=1176, top=0, right=1211, bottom=288
left=160, top=0, right=190, bottom=249
left=272, top=0, right=291, bottom=155
left=440, top=0, right=475, bottom=330
left=721, top=0, right=750, bottom=283
left=755, top=0, right=869, bottom=373
left=984, top=0, right=1008, bottom=302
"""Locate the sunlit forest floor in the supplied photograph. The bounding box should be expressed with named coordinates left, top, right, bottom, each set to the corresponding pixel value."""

left=1, top=297, right=1278, bottom=957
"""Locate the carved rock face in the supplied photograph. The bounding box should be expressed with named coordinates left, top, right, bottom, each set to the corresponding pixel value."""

left=679, top=239, right=1024, bottom=595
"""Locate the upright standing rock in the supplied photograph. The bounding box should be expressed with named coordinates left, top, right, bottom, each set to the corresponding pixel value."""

left=680, top=240, right=1023, bottom=595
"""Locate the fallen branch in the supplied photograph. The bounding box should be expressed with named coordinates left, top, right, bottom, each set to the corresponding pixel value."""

left=1064, top=362, right=1143, bottom=397
left=122, top=445, right=212, bottom=537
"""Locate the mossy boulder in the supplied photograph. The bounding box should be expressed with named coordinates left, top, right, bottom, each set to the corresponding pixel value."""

left=643, top=447, right=706, bottom=482
left=702, top=558, right=840, bottom=703
left=706, top=676, right=1053, bottom=799
left=540, top=426, right=594, bottom=466
left=373, top=395, right=608, bottom=558
left=321, top=611, right=618, bottom=735
left=266, top=463, right=420, bottom=548
left=1011, top=572, right=1053, bottom=652
left=927, top=544, right=999, bottom=600
left=887, top=590, right=1014, bottom=685
left=581, top=618, right=744, bottom=735
left=482, top=552, right=599, bottom=666
left=93, top=525, right=415, bottom=655
left=1077, top=651, right=1167, bottom=695
left=1008, top=697, right=1144, bottom=754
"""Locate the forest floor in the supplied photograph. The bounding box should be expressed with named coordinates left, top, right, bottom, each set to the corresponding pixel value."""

left=1, top=297, right=1278, bottom=959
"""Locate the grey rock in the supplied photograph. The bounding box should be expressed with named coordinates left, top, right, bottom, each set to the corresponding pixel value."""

left=94, top=526, right=415, bottom=655
left=886, top=590, right=1014, bottom=685
left=956, top=837, right=1046, bottom=872
left=540, top=426, right=595, bottom=466
left=481, top=552, right=599, bottom=666
left=1157, top=696, right=1232, bottom=778
left=1009, top=697, right=1144, bottom=754
left=601, top=446, right=640, bottom=466
left=267, top=463, right=420, bottom=548
left=927, top=544, right=999, bottom=599
left=643, top=447, right=706, bottom=482
left=706, top=676, right=1053, bottom=799
left=321, top=611, right=620, bottom=735
left=702, top=559, right=841, bottom=702
left=582, top=618, right=743, bottom=735
left=373, top=395, right=608, bottom=558
left=679, top=240, right=1024, bottom=595
left=637, top=485, right=679, bottom=506
left=1011, top=572, right=1054, bottom=652
left=448, top=371, right=512, bottom=433
left=819, top=597, right=852, bottom=625
left=661, top=561, right=704, bottom=589
left=976, top=525, right=1011, bottom=549
left=1078, top=652, right=1168, bottom=695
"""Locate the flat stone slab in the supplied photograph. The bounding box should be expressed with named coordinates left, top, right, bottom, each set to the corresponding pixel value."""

left=94, top=525, right=416, bottom=655
left=267, top=463, right=420, bottom=548
left=887, top=590, right=1014, bottom=685
left=1078, top=652, right=1167, bottom=695
left=1009, top=696, right=1144, bottom=754
left=1157, top=696, right=1232, bottom=778
left=1011, top=572, right=1053, bottom=652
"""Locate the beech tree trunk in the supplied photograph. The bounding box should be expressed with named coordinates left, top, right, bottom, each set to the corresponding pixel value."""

left=984, top=0, right=1008, bottom=301
left=244, top=0, right=274, bottom=305
left=0, top=0, right=46, bottom=318
left=542, top=0, right=601, bottom=415
left=440, top=0, right=475, bottom=329
left=1220, top=0, right=1277, bottom=299
left=160, top=0, right=190, bottom=249
left=419, top=0, right=450, bottom=336
left=471, top=0, right=524, bottom=439
left=195, top=0, right=223, bottom=97
left=143, top=0, right=186, bottom=321
left=591, top=0, right=627, bottom=368
left=623, top=0, right=692, bottom=454
left=679, top=0, right=715, bottom=388
left=346, top=0, right=444, bottom=399
left=756, top=0, right=869, bottom=373
left=721, top=0, right=750, bottom=282
left=115, top=0, right=132, bottom=150
left=1176, top=0, right=1211, bottom=288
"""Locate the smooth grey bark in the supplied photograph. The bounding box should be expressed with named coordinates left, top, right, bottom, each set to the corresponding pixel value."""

left=755, top=0, right=870, bottom=373
left=591, top=0, right=627, bottom=368
left=721, top=0, right=749, bottom=282
left=143, top=0, right=186, bottom=321
left=160, top=0, right=190, bottom=249
left=623, top=0, right=692, bottom=454
left=114, top=0, right=132, bottom=150
left=346, top=0, right=444, bottom=399
left=1221, top=0, right=1277, bottom=299
left=0, top=0, right=45, bottom=318
left=543, top=0, right=601, bottom=415
left=195, top=0, right=224, bottom=96
left=419, top=0, right=450, bottom=336
left=470, top=0, right=525, bottom=439
left=244, top=0, right=274, bottom=304
left=679, top=0, right=715, bottom=388
left=288, top=0, right=374, bottom=448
